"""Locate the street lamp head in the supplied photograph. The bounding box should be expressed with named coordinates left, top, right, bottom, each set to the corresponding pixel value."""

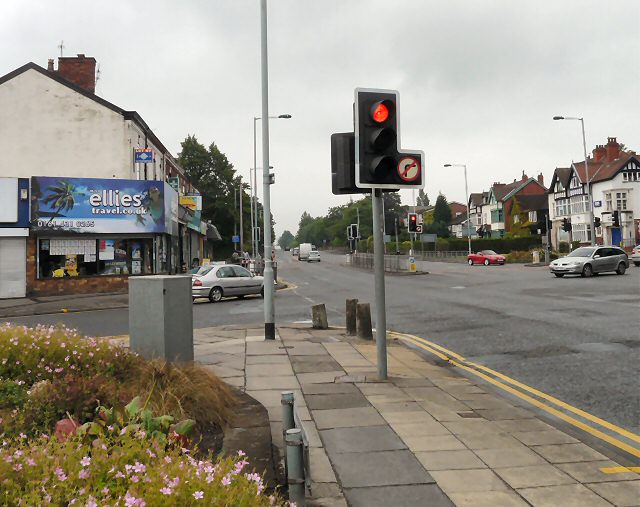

left=553, top=116, right=565, bottom=121
left=444, top=164, right=452, bottom=167
left=278, top=114, right=292, bottom=119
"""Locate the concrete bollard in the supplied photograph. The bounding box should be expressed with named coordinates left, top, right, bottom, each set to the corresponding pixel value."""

left=129, top=275, right=193, bottom=361
left=311, top=304, right=328, bottom=329
left=346, top=299, right=358, bottom=335
left=356, top=303, right=373, bottom=340
left=286, top=428, right=306, bottom=506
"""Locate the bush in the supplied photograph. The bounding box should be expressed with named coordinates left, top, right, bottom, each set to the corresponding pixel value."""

left=506, top=250, right=535, bottom=263
left=0, top=433, right=287, bottom=506
left=438, top=236, right=542, bottom=253
left=0, top=379, right=27, bottom=409
left=558, top=241, right=570, bottom=253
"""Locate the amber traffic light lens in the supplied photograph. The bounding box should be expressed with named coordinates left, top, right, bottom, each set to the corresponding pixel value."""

left=371, top=102, right=389, bottom=123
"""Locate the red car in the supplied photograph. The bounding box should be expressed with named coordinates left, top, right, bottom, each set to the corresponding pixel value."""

left=467, top=250, right=506, bottom=266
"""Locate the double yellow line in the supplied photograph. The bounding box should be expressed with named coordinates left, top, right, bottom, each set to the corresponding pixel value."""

left=391, top=331, right=640, bottom=459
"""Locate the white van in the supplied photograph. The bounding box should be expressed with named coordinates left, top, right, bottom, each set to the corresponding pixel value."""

left=298, top=243, right=316, bottom=261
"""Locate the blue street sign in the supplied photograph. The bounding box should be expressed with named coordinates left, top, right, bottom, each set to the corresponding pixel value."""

left=232, top=235, right=240, bottom=243
left=135, top=149, right=153, bottom=163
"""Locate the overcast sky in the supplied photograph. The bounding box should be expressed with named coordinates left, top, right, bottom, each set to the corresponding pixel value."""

left=2, top=0, right=639, bottom=238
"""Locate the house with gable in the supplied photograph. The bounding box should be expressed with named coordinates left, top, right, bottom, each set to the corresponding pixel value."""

left=548, top=137, right=639, bottom=249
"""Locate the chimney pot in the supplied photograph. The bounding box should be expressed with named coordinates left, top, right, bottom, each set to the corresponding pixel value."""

left=605, top=137, right=620, bottom=162
left=537, top=173, right=544, bottom=185
left=47, top=59, right=54, bottom=71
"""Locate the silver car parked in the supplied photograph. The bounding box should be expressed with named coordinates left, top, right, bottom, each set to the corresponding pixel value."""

left=549, top=246, right=629, bottom=278
left=192, top=264, right=264, bottom=302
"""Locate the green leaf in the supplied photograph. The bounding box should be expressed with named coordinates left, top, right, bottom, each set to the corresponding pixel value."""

left=172, top=419, right=195, bottom=436
left=125, top=396, right=143, bottom=419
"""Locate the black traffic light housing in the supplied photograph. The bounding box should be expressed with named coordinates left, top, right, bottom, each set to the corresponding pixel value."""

left=355, top=89, right=424, bottom=190
left=331, top=132, right=358, bottom=195
left=408, top=213, right=418, bottom=232
left=594, top=217, right=601, bottom=228
left=562, top=218, right=572, bottom=232
left=612, top=210, right=620, bottom=227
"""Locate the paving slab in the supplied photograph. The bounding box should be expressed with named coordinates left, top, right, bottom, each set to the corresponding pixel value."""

left=290, top=356, right=343, bottom=373
left=517, top=483, right=614, bottom=507
left=331, top=450, right=434, bottom=488
left=415, top=450, right=487, bottom=471
left=305, top=393, right=370, bottom=410
left=297, top=371, right=346, bottom=384
left=245, top=363, right=294, bottom=377
left=321, top=426, right=407, bottom=454
left=343, top=484, right=454, bottom=507
left=300, top=382, right=359, bottom=395
left=474, top=446, right=547, bottom=468
left=400, top=434, right=467, bottom=452
left=586, top=480, right=640, bottom=507
left=531, top=442, right=609, bottom=463
left=558, top=460, right=640, bottom=483
left=308, top=447, right=338, bottom=483
left=456, top=432, right=524, bottom=450
left=448, top=491, right=530, bottom=507
left=443, top=419, right=504, bottom=436
left=245, top=375, right=299, bottom=390
left=245, top=354, right=291, bottom=364
left=380, top=410, right=438, bottom=424
left=430, top=468, right=509, bottom=494
left=512, top=429, right=579, bottom=446
left=390, top=420, right=452, bottom=438
left=245, top=341, right=286, bottom=355
left=475, top=407, right=536, bottom=420
left=313, top=406, right=386, bottom=430
left=494, top=418, right=555, bottom=433
left=494, top=464, right=576, bottom=488
left=373, top=401, right=426, bottom=414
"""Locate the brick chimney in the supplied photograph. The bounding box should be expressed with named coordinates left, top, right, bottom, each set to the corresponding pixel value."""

left=521, top=170, right=528, bottom=181
left=605, top=137, right=621, bottom=162
left=592, top=144, right=606, bottom=162
left=56, top=54, right=96, bottom=93
left=537, top=173, right=544, bottom=185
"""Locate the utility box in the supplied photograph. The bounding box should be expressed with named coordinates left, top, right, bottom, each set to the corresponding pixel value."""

left=129, top=275, right=194, bottom=362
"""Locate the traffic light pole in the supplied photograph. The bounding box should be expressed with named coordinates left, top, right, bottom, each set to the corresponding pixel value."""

left=372, top=189, right=388, bottom=380
left=260, top=0, right=275, bottom=340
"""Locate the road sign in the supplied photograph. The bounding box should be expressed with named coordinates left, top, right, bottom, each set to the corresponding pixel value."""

left=135, top=149, right=153, bottom=163
left=415, top=224, right=423, bottom=234
left=408, top=256, right=417, bottom=272
left=168, top=176, right=179, bottom=193
left=397, top=157, right=420, bottom=182
left=421, top=234, right=437, bottom=242
left=383, top=234, right=391, bottom=243
left=232, top=235, right=240, bottom=244
left=593, top=200, right=602, bottom=208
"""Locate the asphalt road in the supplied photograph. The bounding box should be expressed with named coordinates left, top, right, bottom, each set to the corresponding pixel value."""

left=4, top=250, right=640, bottom=437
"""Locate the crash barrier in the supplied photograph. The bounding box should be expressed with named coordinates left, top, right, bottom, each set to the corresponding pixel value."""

left=282, top=392, right=308, bottom=506
left=351, top=253, right=401, bottom=273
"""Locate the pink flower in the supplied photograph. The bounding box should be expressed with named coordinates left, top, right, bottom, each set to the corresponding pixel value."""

left=164, top=456, right=172, bottom=464
left=13, top=463, right=22, bottom=471
left=131, top=475, right=140, bottom=483
left=160, top=487, right=172, bottom=495
left=87, top=497, right=98, bottom=507
left=221, top=475, right=231, bottom=486
left=193, top=491, right=204, bottom=500
left=78, top=469, right=90, bottom=479
left=133, top=462, right=146, bottom=474
left=238, top=450, right=246, bottom=457
left=80, top=456, right=91, bottom=467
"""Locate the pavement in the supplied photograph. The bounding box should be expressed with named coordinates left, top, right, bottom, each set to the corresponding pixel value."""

left=0, top=292, right=129, bottom=318
left=193, top=323, right=640, bottom=507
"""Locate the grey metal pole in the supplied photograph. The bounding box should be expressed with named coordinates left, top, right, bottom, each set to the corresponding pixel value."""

left=580, top=119, right=595, bottom=246
left=239, top=176, right=243, bottom=251
left=356, top=206, right=360, bottom=254
left=372, top=189, right=388, bottom=380
left=252, top=118, right=258, bottom=259
left=285, top=428, right=306, bottom=506
left=464, top=165, right=471, bottom=254
left=260, top=0, right=275, bottom=340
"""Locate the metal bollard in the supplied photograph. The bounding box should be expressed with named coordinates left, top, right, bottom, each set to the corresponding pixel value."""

left=281, top=391, right=295, bottom=480
left=286, top=428, right=306, bottom=506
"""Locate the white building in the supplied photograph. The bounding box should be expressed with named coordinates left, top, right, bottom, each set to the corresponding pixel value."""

left=548, top=138, right=639, bottom=249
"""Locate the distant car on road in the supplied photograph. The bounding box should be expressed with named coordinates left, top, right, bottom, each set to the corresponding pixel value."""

left=307, top=250, right=321, bottom=262
left=549, top=246, right=629, bottom=277
left=292, top=247, right=299, bottom=257
left=631, top=245, right=640, bottom=266
left=468, top=250, right=506, bottom=266
left=192, top=264, right=264, bottom=302
left=284, top=246, right=290, bottom=251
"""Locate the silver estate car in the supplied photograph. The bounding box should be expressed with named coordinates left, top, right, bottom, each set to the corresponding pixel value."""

left=192, top=264, right=264, bottom=302
left=549, top=246, right=629, bottom=278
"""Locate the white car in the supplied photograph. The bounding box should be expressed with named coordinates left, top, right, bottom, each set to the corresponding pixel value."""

left=307, top=250, right=321, bottom=262
left=192, top=265, right=264, bottom=302
left=632, top=245, right=640, bottom=266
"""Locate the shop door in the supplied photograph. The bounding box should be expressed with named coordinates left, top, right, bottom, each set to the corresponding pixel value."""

left=0, top=238, right=26, bottom=298
left=611, top=228, right=622, bottom=247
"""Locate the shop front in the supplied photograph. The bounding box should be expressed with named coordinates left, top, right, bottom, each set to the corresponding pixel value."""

left=28, top=176, right=178, bottom=296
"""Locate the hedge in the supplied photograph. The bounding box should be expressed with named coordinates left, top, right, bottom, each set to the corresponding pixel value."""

left=434, top=236, right=543, bottom=253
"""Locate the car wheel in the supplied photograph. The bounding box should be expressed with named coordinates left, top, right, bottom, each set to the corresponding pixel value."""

left=260, top=287, right=264, bottom=298
left=581, top=264, right=593, bottom=278
left=634, top=262, right=640, bottom=267
left=209, top=287, right=223, bottom=303
left=554, top=273, right=564, bottom=278
left=483, top=259, right=490, bottom=266
left=616, top=262, right=627, bottom=275
left=468, top=259, right=473, bottom=266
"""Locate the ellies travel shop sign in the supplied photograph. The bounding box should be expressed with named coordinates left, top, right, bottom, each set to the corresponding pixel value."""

left=31, top=176, right=175, bottom=234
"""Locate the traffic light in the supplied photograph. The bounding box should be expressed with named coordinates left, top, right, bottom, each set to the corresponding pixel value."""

left=331, top=132, right=358, bottom=194
left=612, top=210, right=620, bottom=227
left=562, top=218, right=571, bottom=232
left=355, top=89, right=424, bottom=189
left=408, top=213, right=418, bottom=232
left=348, top=224, right=359, bottom=240
left=594, top=217, right=601, bottom=228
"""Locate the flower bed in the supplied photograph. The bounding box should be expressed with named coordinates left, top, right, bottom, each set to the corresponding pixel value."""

left=0, top=324, right=289, bottom=505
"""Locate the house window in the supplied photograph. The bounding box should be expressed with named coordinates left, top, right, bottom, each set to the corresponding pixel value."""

left=555, top=198, right=569, bottom=217
left=571, top=223, right=592, bottom=243
left=570, top=195, right=589, bottom=214
left=513, top=214, right=520, bottom=224
left=616, top=192, right=627, bottom=210
left=605, top=192, right=612, bottom=211
left=528, top=211, right=537, bottom=222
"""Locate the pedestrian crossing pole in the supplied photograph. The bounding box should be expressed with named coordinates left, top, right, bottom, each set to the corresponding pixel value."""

left=372, top=189, right=388, bottom=380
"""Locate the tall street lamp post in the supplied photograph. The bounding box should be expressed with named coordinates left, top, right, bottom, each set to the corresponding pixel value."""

left=553, top=116, right=595, bottom=246
left=252, top=114, right=291, bottom=259
left=444, top=163, right=472, bottom=254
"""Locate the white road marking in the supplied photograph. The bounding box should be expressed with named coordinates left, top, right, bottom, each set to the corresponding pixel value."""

left=451, top=286, right=466, bottom=289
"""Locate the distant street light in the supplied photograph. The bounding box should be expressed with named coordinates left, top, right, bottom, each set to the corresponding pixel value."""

left=444, top=163, right=472, bottom=255
left=553, top=115, right=595, bottom=246
left=252, top=114, right=291, bottom=258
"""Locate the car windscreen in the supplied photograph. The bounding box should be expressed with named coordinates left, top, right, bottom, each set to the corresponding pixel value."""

left=196, top=266, right=214, bottom=276
left=568, top=247, right=596, bottom=257
left=481, top=250, right=497, bottom=255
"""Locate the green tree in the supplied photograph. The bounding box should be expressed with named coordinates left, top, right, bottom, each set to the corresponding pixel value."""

left=426, top=194, right=451, bottom=238
left=278, top=230, right=295, bottom=249
left=416, top=189, right=430, bottom=207
left=508, top=197, right=531, bottom=237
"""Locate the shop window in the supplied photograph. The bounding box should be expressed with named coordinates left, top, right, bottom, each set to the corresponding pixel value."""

left=98, top=239, right=153, bottom=276
left=38, top=239, right=98, bottom=278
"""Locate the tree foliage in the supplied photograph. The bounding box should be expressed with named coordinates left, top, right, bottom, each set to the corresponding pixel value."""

left=425, top=194, right=451, bottom=237
left=278, top=230, right=295, bottom=249
left=416, top=189, right=430, bottom=207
